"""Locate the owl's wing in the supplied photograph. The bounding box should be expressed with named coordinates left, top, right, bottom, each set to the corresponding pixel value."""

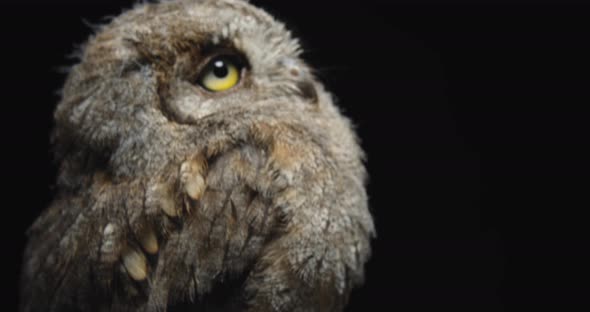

left=21, top=177, right=148, bottom=312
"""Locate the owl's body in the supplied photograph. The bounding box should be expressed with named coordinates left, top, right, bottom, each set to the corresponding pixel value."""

left=21, top=1, right=374, bottom=311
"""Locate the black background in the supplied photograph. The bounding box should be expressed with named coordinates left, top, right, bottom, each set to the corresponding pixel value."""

left=3, top=0, right=590, bottom=311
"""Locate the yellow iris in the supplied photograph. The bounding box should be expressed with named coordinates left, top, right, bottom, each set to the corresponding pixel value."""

left=199, top=57, right=241, bottom=92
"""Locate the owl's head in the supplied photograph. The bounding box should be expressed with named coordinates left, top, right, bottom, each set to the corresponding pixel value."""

left=53, top=0, right=359, bottom=182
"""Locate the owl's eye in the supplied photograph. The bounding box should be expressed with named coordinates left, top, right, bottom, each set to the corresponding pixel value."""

left=197, top=56, right=242, bottom=92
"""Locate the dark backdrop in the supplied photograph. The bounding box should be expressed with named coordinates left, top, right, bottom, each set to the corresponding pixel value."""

left=3, top=0, right=590, bottom=311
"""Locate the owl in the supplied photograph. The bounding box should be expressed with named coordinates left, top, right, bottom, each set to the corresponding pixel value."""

left=20, top=0, right=375, bottom=311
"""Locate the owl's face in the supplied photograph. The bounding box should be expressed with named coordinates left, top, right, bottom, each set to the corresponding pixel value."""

left=54, top=0, right=342, bottom=179
left=111, top=0, right=318, bottom=122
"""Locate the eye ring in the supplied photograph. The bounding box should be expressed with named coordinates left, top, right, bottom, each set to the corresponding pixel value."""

left=196, top=55, right=245, bottom=92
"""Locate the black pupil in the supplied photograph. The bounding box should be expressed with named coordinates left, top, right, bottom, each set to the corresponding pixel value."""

left=212, top=60, right=229, bottom=78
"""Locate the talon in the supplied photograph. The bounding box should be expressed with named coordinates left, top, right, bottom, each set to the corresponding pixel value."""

left=180, top=156, right=207, bottom=201
left=149, top=183, right=179, bottom=217
left=101, top=223, right=117, bottom=253
left=185, top=173, right=206, bottom=200
left=161, top=195, right=179, bottom=217
left=122, top=248, right=148, bottom=281
left=139, top=227, right=159, bottom=255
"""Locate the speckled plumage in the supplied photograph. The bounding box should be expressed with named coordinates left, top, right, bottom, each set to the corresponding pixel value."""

left=21, top=1, right=375, bottom=311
